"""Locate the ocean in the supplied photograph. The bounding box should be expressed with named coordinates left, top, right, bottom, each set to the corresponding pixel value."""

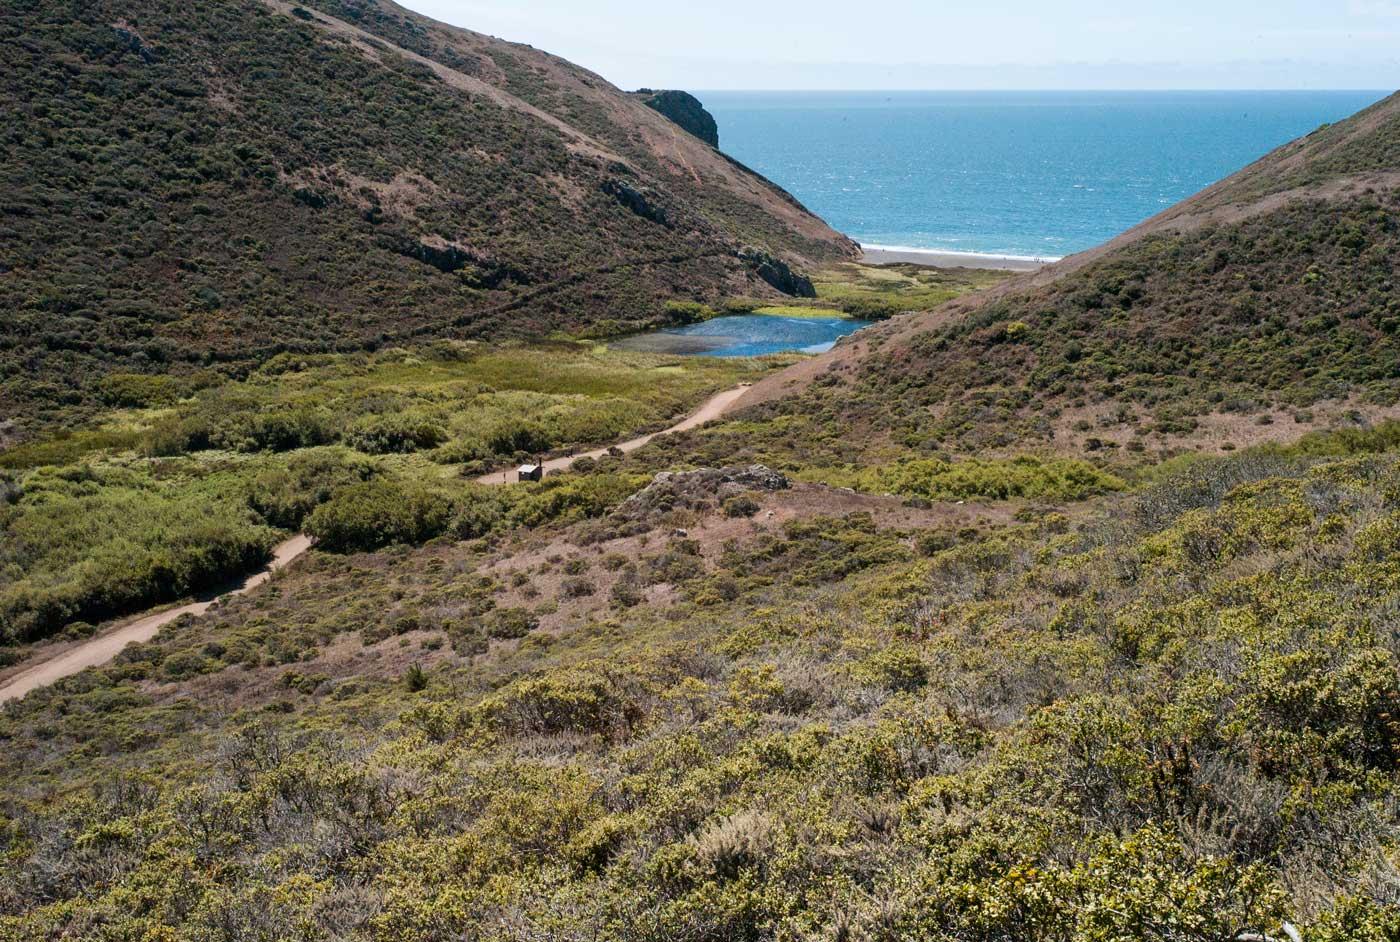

left=702, top=90, right=1389, bottom=261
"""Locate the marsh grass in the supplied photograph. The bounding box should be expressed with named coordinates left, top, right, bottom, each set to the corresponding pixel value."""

left=751, top=304, right=852, bottom=319
left=812, top=262, right=1008, bottom=318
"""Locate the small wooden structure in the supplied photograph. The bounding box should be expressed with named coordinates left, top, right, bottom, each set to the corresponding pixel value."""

left=517, top=463, right=543, bottom=483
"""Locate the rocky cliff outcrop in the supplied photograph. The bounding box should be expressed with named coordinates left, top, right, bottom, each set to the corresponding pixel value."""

left=738, top=248, right=817, bottom=298
left=633, top=89, right=720, bottom=148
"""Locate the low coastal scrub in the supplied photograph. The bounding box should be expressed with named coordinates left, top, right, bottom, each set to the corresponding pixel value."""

left=3, top=448, right=1400, bottom=936
left=824, top=190, right=1400, bottom=454
left=806, top=455, right=1126, bottom=501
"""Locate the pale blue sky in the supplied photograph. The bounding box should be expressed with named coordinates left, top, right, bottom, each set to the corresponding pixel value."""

left=401, top=1, right=1398, bottom=90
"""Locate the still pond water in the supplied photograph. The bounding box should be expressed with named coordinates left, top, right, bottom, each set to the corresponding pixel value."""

left=613, top=314, right=872, bottom=358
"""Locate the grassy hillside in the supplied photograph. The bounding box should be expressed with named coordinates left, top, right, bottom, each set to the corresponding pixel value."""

left=0, top=0, right=853, bottom=428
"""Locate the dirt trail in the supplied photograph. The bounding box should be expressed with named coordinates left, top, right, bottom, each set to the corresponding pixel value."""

left=1, top=385, right=753, bottom=703
left=0, top=535, right=312, bottom=705
left=475, top=384, right=750, bottom=484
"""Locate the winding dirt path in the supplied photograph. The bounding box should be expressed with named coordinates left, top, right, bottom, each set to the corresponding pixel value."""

left=0, top=384, right=752, bottom=704
left=0, top=535, right=312, bottom=705
left=475, top=383, right=750, bottom=484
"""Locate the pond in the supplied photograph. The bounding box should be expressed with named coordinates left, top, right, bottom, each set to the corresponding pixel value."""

left=612, top=314, right=873, bottom=358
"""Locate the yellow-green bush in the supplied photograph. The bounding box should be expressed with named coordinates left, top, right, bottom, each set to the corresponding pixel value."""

left=809, top=455, right=1125, bottom=502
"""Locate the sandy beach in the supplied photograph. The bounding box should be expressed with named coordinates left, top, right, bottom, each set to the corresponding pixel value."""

left=860, top=246, right=1055, bottom=272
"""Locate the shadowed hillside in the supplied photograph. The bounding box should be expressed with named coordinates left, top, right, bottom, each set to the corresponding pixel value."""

left=0, top=0, right=854, bottom=427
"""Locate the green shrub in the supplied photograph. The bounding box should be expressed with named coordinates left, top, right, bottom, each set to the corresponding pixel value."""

left=483, top=666, right=645, bottom=737
left=853, top=645, right=929, bottom=692
left=485, top=607, right=538, bottom=640
left=404, top=663, right=429, bottom=692
left=722, top=494, right=760, bottom=518
left=97, top=372, right=182, bottom=408
left=560, top=577, right=596, bottom=599
left=246, top=449, right=377, bottom=529
left=215, top=408, right=337, bottom=453
left=344, top=415, right=448, bottom=455
left=431, top=437, right=494, bottom=464
left=837, top=296, right=902, bottom=320
left=662, top=300, right=717, bottom=324
left=609, top=579, right=644, bottom=609
left=1134, top=452, right=1296, bottom=531
left=915, top=529, right=958, bottom=556
left=0, top=473, right=20, bottom=506
left=1293, top=420, right=1400, bottom=456
left=509, top=474, right=649, bottom=528
left=450, top=492, right=507, bottom=540
left=1310, top=897, right=1400, bottom=942
left=304, top=480, right=452, bottom=553
left=488, top=421, right=553, bottom=456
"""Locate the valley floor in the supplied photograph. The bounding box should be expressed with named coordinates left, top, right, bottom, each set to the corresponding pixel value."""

left=0, top=384, right=757, bottom=701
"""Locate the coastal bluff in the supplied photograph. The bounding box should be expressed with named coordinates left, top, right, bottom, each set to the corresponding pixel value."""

left=632, top=89, right=721, bottom=147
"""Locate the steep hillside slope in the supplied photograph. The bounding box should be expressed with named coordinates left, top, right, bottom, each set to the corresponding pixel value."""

left=735, top=92, right=1400, bottom=460
left=0, top=0, right=854, bottom=424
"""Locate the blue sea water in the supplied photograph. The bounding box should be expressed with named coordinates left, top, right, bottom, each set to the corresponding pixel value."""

left=703, top=90, right=1389, bottom=259
left=613, top=314, right=871, bottom=358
